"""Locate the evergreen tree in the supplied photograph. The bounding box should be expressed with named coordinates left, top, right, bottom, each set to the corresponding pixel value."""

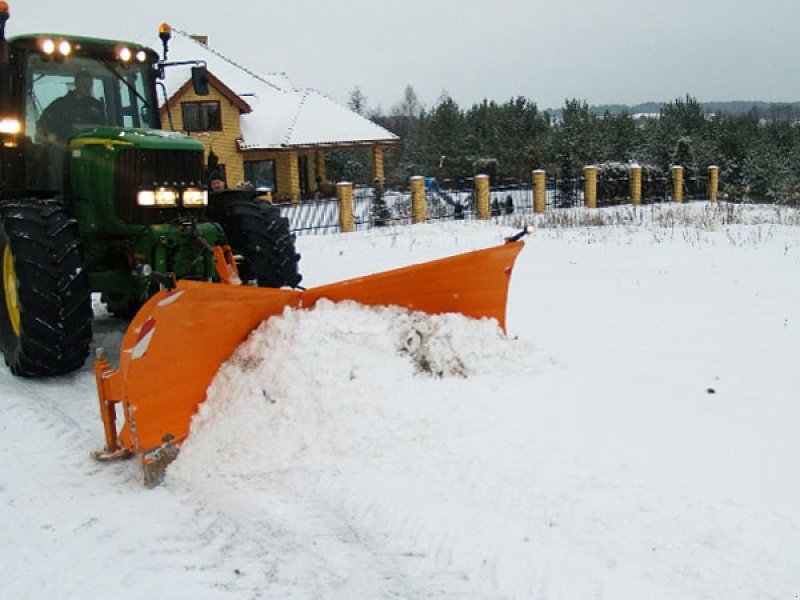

left=552, top=99, right=597, bottom=175
left=423, top=94, right=467, bottom=179
left=348, top=87, right=368, bottom=115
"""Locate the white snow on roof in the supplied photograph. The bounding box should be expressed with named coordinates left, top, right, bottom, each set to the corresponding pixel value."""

left=160, top=29, right=398, bottom=149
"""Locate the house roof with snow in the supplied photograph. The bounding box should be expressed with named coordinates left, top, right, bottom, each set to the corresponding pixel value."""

left=160, top=29, right=399, bottom=150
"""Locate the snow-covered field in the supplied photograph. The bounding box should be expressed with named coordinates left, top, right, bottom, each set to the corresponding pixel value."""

left=2, top=203, right=799, bottom=599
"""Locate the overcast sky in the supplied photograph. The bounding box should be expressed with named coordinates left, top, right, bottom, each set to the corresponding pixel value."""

left=9, top=0, right=800, bottom=112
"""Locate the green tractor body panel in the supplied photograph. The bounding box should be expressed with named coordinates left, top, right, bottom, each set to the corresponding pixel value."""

left=65, top=128, right=224, bottom=296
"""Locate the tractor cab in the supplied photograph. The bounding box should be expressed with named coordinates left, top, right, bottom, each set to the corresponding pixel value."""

left=1, top=32, right=162, bottom=193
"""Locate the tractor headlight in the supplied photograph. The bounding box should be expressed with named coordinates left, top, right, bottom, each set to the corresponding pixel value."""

left=137, top=187, right=179, bottom=207
left=153, top=187, right=179, bottom=207
left=136, top=190, right=155, bottom=206
left=182, top=187, right=208, bottom=207
left=0, top=118, right=22, bottom=135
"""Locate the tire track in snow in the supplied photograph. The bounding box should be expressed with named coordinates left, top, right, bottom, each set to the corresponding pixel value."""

left=165, top=472, right=488, bottom=599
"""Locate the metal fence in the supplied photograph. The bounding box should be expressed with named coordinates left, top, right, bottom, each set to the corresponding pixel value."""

left=276, top=171, right=713, bottom=236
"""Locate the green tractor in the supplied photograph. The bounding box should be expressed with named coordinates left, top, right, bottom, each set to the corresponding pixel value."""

left=0, top=8, right=301, bottom=377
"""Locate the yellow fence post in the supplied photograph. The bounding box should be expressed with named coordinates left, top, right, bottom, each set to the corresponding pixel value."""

left=672, top=166, right=684, bottom=203
left=475, top=174, right=490, bottom=220
left=629, top=164, right=642, bottom=206
left=410, top=176, right=427, bottom=223
left=707, top=165, right=719, bottom=203
left=584, top=166, right=597, bottom=209
left=372, top=146, right=385, bottom=186
left=337, top=181, right=354, bottom=233
left=533, top=169, right=546, bottom=213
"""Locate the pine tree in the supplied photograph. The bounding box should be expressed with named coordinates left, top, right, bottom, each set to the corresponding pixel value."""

left=370, top=178, right=390, bottom=226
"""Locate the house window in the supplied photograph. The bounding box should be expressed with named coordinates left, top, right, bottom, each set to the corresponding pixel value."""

left=181, top=101, right=221, bottom=132
left=244, top=160, right=277, bottom=192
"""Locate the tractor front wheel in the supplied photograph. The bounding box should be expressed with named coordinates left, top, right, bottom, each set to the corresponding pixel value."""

left=208, top=192, right=302, bottom=288
left=0, top=199, right=92, bottom=377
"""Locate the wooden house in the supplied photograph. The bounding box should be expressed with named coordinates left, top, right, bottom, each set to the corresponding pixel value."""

left=159, top=32, right=399, bottom=202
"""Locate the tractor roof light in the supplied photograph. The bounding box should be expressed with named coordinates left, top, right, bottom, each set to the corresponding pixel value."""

left=0, top=2, right=10, bottom=41
left=118, top=46, right=148, bottom=65
left=158, top=23, right=172, bottom=42
left=57, top=39, right=71, bottom=57
left=40, top=38, right=55, bottom=55
left=39, top=37, right=72, bottom=60
left=159, top=23, right=172, bottom=61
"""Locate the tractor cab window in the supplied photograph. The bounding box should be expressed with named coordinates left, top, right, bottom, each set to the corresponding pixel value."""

left=25, top=53, right=159, bottom=146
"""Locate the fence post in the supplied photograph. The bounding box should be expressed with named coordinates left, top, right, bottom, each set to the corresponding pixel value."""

left=533, top=169, right=546, bottom=213
left=671, top=166, right=684, bottom=203
left=372, top=146, right=385, bottom=185
left=475, top=173, right=491, bottom=220
left=337, top=181, right=354, bottom=233
left=584, top=166, right=597, bottom=209
left=410, top=176, right=427, bottom=223
left=629, top=164, right=642, bottom=206
left=707, top=165, right=719, bottom=203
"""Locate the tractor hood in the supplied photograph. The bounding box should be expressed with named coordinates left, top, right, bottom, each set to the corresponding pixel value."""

left=70, top=127, right=205, bottom=152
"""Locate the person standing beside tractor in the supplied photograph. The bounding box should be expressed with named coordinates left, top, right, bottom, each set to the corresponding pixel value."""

left=209, top=169, right=227, bottom=192
left=37, top=68, right=106, bottom=145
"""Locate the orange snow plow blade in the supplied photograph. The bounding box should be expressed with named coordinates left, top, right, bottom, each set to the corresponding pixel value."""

left=93, top=240, right=525, bottom=485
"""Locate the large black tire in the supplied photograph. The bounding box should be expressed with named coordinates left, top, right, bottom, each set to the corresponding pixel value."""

left=207, top=192, right=302, bottom=288
left=0, top=199, right=92, bottom=377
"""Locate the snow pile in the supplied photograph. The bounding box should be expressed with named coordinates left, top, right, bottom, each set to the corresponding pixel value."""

left=169, top=299, right=541, bottom=481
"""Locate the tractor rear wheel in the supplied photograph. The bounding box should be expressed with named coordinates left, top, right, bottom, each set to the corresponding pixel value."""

left=0, top=199, right=92, bottom=377
left=207, top=192, right=302, bottom=288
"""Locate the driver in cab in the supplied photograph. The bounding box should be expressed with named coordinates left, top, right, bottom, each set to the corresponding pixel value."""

left=37, top=69, right=106, bottom=145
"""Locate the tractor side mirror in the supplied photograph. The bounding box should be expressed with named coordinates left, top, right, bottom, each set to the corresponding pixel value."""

left=191, top=66, right=209, bottom=96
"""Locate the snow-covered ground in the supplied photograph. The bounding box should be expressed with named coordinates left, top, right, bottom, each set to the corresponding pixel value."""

left=2, top=203, right=799, bottom=599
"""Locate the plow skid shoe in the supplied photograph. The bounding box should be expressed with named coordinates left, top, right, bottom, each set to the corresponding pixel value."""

left=93, top=241, right=524, bottom=484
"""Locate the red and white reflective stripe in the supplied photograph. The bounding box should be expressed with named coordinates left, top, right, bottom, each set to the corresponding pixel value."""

left=157, top=290, right=184, bottom=307
left=131, top=318, right=156, bottom=360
